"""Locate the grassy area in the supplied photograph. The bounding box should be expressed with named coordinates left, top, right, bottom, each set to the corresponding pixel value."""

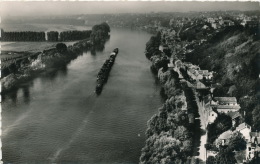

left=1, top=41, right=78, bottom=69
left=1, top=41, right=77, bottom=53
left=0, top=23, right=91, bottom=32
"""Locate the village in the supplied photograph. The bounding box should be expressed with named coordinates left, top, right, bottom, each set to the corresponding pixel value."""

left=166, top=52, right=259, bottom=163
left=155, top=13, right=260, bottom=163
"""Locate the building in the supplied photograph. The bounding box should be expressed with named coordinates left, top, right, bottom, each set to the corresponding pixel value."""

left=206, top=105, right=218, bottom=124
left=236, top=122, right=251, bottom=141
left=246, top=21, right=259, bottom=28
left=197, top=70, right=214, bottom=80
left=210, top=97, right=241, bottom=113
left=227, top=111, right=241, bottom=127
left=224, top=20, right=235, bottom=26
left=217, top=130, right=233, bottom=146
left=250, top=132, right=260, bottom=146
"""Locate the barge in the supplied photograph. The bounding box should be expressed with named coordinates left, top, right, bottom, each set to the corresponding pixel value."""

left=96, top=48, right=119, bottom=94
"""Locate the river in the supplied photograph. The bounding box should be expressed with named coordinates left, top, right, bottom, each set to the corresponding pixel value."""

left=1, top=28, right=163, bottom=163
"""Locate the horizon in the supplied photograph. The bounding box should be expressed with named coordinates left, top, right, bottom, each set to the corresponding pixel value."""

left=0, top=1, right=259, bottom=19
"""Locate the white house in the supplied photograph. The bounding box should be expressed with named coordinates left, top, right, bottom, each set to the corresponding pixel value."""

left=211, top=97, right=241, bottom=113
left=236, top=123, right=251, bottom=141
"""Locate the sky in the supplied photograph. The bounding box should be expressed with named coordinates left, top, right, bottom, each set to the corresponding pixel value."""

left=0, top=1, right=259, bottom=18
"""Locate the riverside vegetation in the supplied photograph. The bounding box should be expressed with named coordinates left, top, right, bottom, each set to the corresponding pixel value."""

left=140, top=13, right=259, bottom=163
left=140, top=32, right=199, bottom=164
left=1, top=22, right=110, bottom=93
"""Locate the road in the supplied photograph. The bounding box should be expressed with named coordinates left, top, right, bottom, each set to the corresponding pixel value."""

left=195, top=92, right=208, bottom=162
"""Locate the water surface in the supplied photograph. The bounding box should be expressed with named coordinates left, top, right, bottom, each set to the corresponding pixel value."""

left=2, top=28, right=162, bottom=163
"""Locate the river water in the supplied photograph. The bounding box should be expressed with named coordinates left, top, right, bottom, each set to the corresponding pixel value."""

left=2, top=28, right=163, bottom=163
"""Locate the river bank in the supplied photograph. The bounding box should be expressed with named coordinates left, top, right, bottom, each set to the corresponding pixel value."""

left=2, top=27, right=162, bottom=163
left=1, top=39, right=93, bottom=93
left=1, top=22, right=111, bottom=94
left=140, top=33, right=200, bottom=163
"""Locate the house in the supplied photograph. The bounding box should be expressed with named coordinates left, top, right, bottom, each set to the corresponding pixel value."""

left=174, top=59, right=182, bottom=68
left=194, top=80, right=207, bottom=89
left=227, top=111, right=241, bottom=127
left=207, top=107, right=218, bottom=124
left=168, top=59, right=174, bottom=68
left=218, top=20, right=224, bottom=26
left=250, top=132, right=260, bottom=146
left=203, top=97, right=218, bottom=124
left=224, top=20, right=235, bottom=26
left=245, top=130, right=260, bottom=161
left=202, top=25, right=209, bottom=30
left=197, top=70, right=214, bottom=80
left=211, top=23, right=219, bottom=29
left=211, top=97, right=241, bottom=113
left=216, top=130, right=233, bottom=146
left=236, top=122, right=251, bottom=141
left=207, top=18, right=215, bottom=23
left=246, top=21, right=259, bottom=28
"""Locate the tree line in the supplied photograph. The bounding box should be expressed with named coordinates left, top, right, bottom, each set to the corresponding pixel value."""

left=60, top=30, right=92, bottom=41
left=1, top=30, right=45, bottom=41
left=1, top=29, right=92, bottom=42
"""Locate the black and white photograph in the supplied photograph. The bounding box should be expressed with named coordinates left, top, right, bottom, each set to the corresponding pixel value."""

left=0, top=1, right=260, bottom=163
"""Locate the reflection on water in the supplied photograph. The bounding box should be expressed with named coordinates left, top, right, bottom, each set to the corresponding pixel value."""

left=2, top=28, right=162, bottom=163
left=22, top=86, right=30, bottom=104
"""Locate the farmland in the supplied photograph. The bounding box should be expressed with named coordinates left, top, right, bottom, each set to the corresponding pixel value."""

left=1, top=41, right=77, bottom=52
left=0, top=23, right=91, bottom=69
left=0, top=23, right=91, bottom=32
left=1, top=41, right=78, bottom=69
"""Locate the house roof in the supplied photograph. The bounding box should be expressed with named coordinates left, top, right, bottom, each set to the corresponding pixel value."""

left=252, top=136, right=260, bottom=144
left=215, top=105, right=240, bottom=109
left=168, top=63, right=174, bottom=68
left=204, top=95, right=212, bottom=105
left=214, top=97, right=237, bottom=102
left=218, top=130, right=232, bottom=140
left=198, top=70, right=208, bottom=74
left=188, top=68, right=196, bottom=74
left=227, top=111, right=241, bottom=119
left=236, top=123, right=251, bottom=131
left=250, top=132, right=260, bottom=137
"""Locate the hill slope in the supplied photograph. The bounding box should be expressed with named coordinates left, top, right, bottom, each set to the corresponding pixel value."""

left=186, top=25, right=260, bottom=130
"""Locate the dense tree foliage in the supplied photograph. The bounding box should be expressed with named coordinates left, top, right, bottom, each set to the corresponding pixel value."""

left=145, top=32, right=161, bottom=59
left=185, top=25, right=260, bottom=131
left=60, top=30, right=91, bottom=41
left=207, top=113, right=232, bottom=144
left=247, top=153, right=260, bottom=164
left=90, top=22, right=110, bottom=45
left=56, top=43, right=67, bottom=53
left=1, top=30, right=45, bottom=41
left=47, top=31, right=59, bottom=41
left=140, top=55, right=195, bottom=163
left=226, top=131, right=247, bottom=151
left=207, top=147, right=237, bottom=164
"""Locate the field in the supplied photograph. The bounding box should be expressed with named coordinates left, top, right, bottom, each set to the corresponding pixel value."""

left=1, top=41, right=78, bottom=69
left=0, top=23, right=91, bottom=32
left=0, top=23, right=91, bottom=69
left=1, top=41, right=77, bottom=53
left=1, top=23, right=91, bottom=52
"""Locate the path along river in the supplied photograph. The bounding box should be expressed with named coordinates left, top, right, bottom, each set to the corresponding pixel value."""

left=2, top=28, right=163, bottom=163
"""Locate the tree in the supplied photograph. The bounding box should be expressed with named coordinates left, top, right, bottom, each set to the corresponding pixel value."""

left=174, top=126, right=189, bottom=141
left=214, top=147, right=237, bottom=164
left=207, top=113, right=232, bottom=144
left=56, top=43, right=67, bottom=53
left=226, top=131, right=247, bottom=151
left=207, top=156, right=216, bottom=164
